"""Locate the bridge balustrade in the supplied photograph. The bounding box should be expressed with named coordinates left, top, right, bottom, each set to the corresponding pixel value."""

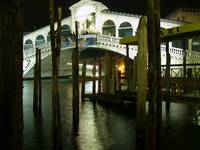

left=22, top=34, right=200, bottom=77
left=97, top=35, right=121, bottom=44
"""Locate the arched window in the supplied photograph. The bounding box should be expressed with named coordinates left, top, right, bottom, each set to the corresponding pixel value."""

left=192, top=37, right=200, bottom=52
left=102, top=20, right=116, bottom=36
left=24, top=39, right=33, bottom=51
left=86, top=12, right=96, bottom=32
left=35, top=35, right=45, bottom=47
left=61, top=25, right=71, bottom=40
left=118, top=22, right=133, bottom=37
left=61, top=25, right=72, bottom=47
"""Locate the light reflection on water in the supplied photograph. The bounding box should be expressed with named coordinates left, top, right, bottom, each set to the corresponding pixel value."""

left=192, top=104, right=200, bottom=126
left=23, top=80, right=200, bottom=150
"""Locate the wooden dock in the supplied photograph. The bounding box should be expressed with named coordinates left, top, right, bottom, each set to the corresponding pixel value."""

left=84, top=90, right=200, bottom=106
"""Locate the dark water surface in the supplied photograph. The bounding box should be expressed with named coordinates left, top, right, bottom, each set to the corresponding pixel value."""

left=23, top=80, right=200, bottom=150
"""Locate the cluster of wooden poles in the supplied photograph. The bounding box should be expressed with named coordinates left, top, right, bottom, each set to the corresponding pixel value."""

left=0, top=0, right=176, bottom=150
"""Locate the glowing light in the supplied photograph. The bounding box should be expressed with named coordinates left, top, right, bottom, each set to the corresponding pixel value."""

left=76, top=5, right=95, bottom=21
left=118, top=64, right=125, bottom=73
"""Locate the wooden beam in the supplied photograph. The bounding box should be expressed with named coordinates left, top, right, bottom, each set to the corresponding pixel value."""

left=120, top=35, right=138, bottom=45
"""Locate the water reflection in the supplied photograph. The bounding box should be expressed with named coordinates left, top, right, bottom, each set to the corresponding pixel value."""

left=23, top=80, right=200, bottom=150
left=192, top=104, right=200, bottom=126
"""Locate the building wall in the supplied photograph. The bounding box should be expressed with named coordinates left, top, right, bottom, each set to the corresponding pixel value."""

left=167, top=8, right=200, bottom=23
left=166, top=8, right=200, bottom=52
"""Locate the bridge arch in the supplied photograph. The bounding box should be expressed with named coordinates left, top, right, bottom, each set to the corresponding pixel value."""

left=76, top=5, right=96, bottom=33
left=118, top=22, right=133, bottom=37
left=24, top=39, right=33, bottom=51
left=102, top=20, right=116, bottom=36
left=35, top=35, right=45, bottom=47
left=76, top=5, right=96, bottom=20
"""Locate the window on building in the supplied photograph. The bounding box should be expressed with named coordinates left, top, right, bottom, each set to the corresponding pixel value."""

left=102, top=20, right=116, bottom=36
left=35, top=35, right=45, bottom=47
left=172, top=40, right=184, bottom=48
left=24, top=39, right=33, bottom=51
left=61, top=25, right=72, bottom=47
left=192, top=37, right=200, bottom=52
left=118, top=22, right=133, bottom=37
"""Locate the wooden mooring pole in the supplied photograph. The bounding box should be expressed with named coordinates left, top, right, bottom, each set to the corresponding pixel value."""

left=113, top=59, right=117, bottom=94
left=165, top=42, right=171, bottom=111
left=49, top=0, right=63, bottom=149
left=105, top=53, right=111, bottom=96
left=125, top=44, right=130, bottom=90
left=98, top=58, right=102, bottom=93
left=147, top=0, right=162, bottom=150
left=33, top=48, right=42, bottom=114
left=81, top=61, right=86, bottom=101
left=136, top=16, right=148, bottom=148
left=0, top=0, right=24, bottom=149
left=92, top=59, right=96, bottom=96
left=33, top=49, right=39, bottom=114
left=183, top=39, right=187, bottom=79
left=72, top=21, right=79, bottom=127
left=38, top=48, right=42, bottom=114
left=117, top=70, right=122, bottom=90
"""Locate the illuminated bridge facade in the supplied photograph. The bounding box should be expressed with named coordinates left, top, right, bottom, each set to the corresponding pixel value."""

left=23, top=0, right=200, bottom=76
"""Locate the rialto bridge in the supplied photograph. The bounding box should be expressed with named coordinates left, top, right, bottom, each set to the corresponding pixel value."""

left=23, top=0, right=200, bottom=78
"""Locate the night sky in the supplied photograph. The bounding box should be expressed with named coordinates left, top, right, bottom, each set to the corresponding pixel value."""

left=25, top=0, right=200, bottom=31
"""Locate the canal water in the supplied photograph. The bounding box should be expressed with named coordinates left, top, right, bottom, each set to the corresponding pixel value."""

left=23, top=80, right=200, bottom=150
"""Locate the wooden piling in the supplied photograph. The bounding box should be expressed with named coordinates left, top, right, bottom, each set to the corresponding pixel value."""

left=81, top=61, right=86, bottom=101
left=49, top=0, right=63, bottom=149
left=105, top=53, right=110, bottom=96
left=92, top=59, right=96, bottom=96
left=33, top=64, right=38, bottom=113
left=136, top=16, right=148, bottom=145
left=183, top=39, right=187, bottom=79
left=98, top=58, right=102, bottom=93
left=0, top=0, right=23, bottom=149
left=117, top=70, right=122, bottom=90
left=125, top=44, right=130, bottom=90
left=133, top=57, right=138, bottom=91
left=72, top=21, right=79, bottom=127
left=147, top=0, right=162, bottom=149
left=113, top=59, right=117, bottom=94
left=194, top=65, right=197, bottom=96
left=165, top=42, right=171, bottom=111
left=38, top=49, right=42, bottom=114
left=33, top=48, right=39, bottom=113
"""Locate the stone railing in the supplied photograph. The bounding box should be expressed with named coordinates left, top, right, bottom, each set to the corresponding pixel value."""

left=22, top=34, right=200, bottom=76
left=97, top=35, right=121, bottom=44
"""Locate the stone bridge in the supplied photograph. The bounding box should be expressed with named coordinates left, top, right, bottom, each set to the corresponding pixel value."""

left=23, top=0, right=200, bottom=77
